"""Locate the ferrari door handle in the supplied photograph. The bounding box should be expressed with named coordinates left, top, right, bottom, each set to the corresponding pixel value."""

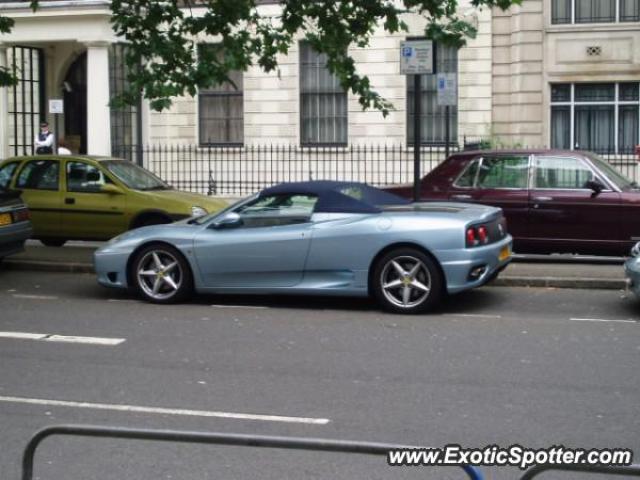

left=65, top=198, right=75, bottom=205
left=532, top=196, right=552, bottom=202
left=450, top=194, right=472, bottom=201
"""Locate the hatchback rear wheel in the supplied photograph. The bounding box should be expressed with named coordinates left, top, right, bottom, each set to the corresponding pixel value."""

left=372, top=248, right=443, bottom=314
left=131, top=244, right=193, bottom=304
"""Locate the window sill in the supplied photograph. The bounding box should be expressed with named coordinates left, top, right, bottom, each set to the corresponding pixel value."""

left=198, top=143, right=244, bottom=148
left=546, top=22, right=640, bottom=33
left=300, top=143, right=349, bottom=149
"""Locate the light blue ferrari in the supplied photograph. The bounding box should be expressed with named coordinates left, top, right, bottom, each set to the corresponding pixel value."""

left=94, top=181, right=513, bottom=313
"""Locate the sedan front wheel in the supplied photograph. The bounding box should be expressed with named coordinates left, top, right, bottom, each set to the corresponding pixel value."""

left=131, top=244, right=193, bottom=304
left=372, top=248, right=443, bottom=314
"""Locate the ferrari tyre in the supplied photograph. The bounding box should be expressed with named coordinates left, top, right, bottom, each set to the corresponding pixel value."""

left=131, top=244, right=193, bottom=304
left=372, top=248, right=443, bottom=314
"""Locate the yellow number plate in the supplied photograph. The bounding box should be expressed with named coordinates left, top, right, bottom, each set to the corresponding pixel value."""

left=499, top=245, right=511, bottom=261
left=0, top=213, right=12, bottom=226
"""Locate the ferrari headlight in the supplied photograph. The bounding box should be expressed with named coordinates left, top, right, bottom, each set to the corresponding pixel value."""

left=191, top=206, right=208, bottom=217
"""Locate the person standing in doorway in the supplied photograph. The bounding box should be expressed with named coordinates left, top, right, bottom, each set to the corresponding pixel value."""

left=35, top=122, right=54, bottom=154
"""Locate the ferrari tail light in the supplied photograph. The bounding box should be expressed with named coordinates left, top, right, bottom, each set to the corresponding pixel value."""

left=478, top=226, right=488, bottom=244
left=466, top=224, right=490, bottom=247
left=466, top=228, right=477, bottom=247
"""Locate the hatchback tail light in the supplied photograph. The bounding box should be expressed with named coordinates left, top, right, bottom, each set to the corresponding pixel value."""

left=12, top=208, right=30, bottom=223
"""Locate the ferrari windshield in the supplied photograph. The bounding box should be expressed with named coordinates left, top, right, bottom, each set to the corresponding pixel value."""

left=102, top=160, right=170, bottom=191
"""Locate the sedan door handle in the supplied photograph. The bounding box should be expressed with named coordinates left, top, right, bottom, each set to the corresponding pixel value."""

left=65, top=197, right=75, bottom=205
left=450, top=194, right=472, bottom=201
left=532, top=196, right=552, bottom=202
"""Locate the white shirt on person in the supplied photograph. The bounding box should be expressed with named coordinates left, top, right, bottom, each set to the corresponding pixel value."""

left=35, top=131, right=54, bottom=149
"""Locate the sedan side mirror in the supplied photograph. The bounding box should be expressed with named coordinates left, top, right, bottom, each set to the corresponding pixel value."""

left=210, top=212, right=243, bottom=229
left=585, top=179, right=605, bottom=195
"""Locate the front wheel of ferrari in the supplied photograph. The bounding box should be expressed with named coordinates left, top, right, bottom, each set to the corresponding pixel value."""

left=131, top=244, right=193, bottom=304
left=372, top=248, right=443, bottom=314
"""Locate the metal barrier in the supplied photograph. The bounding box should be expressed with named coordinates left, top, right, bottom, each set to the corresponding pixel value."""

left=519, top=463, right=640, bottom=479
left=21, top=424, right=483, bottom=480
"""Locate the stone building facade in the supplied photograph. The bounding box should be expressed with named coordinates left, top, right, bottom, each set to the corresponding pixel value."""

left=0, top=0, right=639, bottom=158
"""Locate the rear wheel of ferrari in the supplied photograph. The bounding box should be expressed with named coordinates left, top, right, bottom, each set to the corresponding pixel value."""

left=372, top=248, right=443, bottom=314
left=131, top=244, right=193, bottom=304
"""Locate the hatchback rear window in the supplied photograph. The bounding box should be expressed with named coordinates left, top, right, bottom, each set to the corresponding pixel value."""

left=16, top=160, right=60, bottom=190
left=0, top=162, right=19, bottom=189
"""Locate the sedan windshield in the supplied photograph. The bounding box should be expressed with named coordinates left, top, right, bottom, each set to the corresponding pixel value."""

left=587, top=154, right=636, bottom=190
left=102, top=160, right=170, bottom=191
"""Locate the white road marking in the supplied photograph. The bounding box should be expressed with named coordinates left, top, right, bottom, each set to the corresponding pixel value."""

left=0, top=332, right=46, bottom=340
left=43, top=335, right=126, bottom=346
left=0, top=331, right=125, bottom=346
left=0, top=396, right=330, bottom=425
left=570, top=318, right=637, bottom=324
left=211, top=304, right=268, bottom=310
left=444, top=313, right=502, bottom=319
left=12, top=294, right=58, bottom=300
left=107, top=299, right=139, bottom=303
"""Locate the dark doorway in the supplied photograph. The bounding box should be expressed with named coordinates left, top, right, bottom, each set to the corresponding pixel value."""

left=8, top=46, right=46, bottom=156
left=63, top=52, right=87, bottom=154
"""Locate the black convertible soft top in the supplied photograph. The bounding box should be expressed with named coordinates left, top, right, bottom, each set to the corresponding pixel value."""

left=259, top=180, right=410, bottom=214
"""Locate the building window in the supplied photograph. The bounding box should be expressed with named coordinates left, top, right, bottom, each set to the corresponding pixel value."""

left=552, top=0, right=640, bottom=23
left=550, top=82, right=640, bottom=154
left=110, top=44, right=140, bottom=161
left=198, top=45, right=244, bottom=146
left=621, top=0, right=640, bottom=20
left=299, top=42, right=348, bottom=146
left=407, top=43, right=458, bottom=146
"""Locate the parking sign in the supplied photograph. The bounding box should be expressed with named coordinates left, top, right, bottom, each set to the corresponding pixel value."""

left=399, top=40, right=433, bottom=75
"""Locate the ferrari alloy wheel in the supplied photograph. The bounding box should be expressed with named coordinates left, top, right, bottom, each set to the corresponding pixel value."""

left=373, top=248, right=443, bottom=314
left=132, top=244, right=193, bottom=303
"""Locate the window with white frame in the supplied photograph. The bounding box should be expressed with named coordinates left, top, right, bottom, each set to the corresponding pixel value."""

left=552, top=0, right=639, bottom=24
left=299, top=42, right=348, bottom=146
left=406, top=43, right=458, bottom=146
left=198, top=45, right=244, bottom=146
left=550, top=83, right=639, bottom=154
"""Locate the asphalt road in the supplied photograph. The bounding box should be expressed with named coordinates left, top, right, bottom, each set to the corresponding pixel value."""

left=0, top=269, right=639, bottom=480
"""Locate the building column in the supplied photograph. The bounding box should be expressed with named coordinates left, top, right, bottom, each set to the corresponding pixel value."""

left=0, top=45, right=9, bottom=159
left=85, top=41, right=111, bottom=155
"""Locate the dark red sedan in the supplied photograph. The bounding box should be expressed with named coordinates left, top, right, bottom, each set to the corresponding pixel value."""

left=385, top=149, right=639, bottom=255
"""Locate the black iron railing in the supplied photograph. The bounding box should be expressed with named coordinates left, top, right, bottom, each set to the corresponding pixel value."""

left=21, top=424, right=484, bottom=480
left=112, top=143, right=460, bottom=196
left=111, top=143, right=640, bottom=197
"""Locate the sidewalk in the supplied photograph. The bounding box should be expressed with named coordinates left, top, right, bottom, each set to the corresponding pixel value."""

left=2, top=241, right=627, bottom=290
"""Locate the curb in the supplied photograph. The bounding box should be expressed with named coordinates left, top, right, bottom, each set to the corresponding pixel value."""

left=491, top=276, right=625, bottom=290
left=2, top=260, right=626, bottom=290
left=3, top=260, right=94, bottom=274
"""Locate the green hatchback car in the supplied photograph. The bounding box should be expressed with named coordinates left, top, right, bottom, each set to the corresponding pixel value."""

left=0, top=155, right=227, bottom=246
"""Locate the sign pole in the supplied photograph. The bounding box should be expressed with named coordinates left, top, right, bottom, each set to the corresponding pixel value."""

left=48, top=99, right=64, bottom=154
left=54, top=115, right=59, bottom=153
left=400, top=39, right=433, bottom=203
left=413, top=74, right=421, bottom=203
left=445, top=105, right=450, bottom=160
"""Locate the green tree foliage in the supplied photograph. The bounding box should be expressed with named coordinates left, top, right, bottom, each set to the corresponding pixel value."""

left=1, top=0, right=521, bottom=114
